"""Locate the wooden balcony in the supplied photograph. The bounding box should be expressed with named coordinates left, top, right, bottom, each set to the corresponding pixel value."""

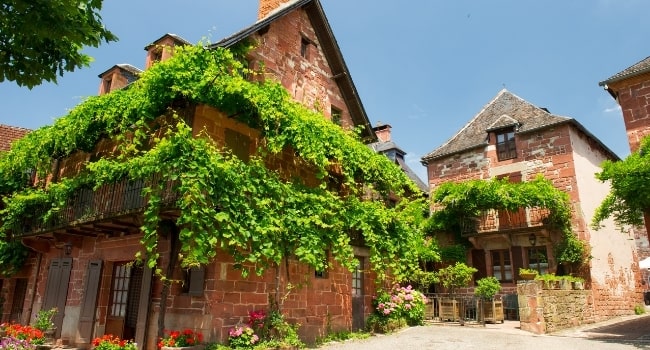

left=15, top=175, right=179, bottom=237
left=460, top=207, right=551, bottom=236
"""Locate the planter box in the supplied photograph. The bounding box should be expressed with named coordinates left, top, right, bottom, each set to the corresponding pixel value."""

left=519, top=273, right=537, bottom=281
left=438, top=298, right=459, bottom=322
left=480, top=300, right=504, bottom=323
left=162, top=346, right=205, bottom=350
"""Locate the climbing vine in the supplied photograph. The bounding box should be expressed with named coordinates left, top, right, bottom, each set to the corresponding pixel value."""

left=426, top=175, right=588, bottom=265
left=593, top=136, right=650, bottom=229
left=0, top=43, right=427, bottom=281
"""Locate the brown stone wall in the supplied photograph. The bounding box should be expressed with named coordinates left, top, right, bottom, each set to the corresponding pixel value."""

left=20, top=232, right=371, bottom=349
left=247, top=9, right=354, bottom=129
left=606, top=71, right=650, bottom=152
left=517, top=280, right=594, bottom=334
left=0, top=124, right=30, bottom=152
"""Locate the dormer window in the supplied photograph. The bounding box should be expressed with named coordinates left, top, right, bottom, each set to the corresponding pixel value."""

left=102, top=78, right=112, bottom=94
left=496, top=129, right=517, bottom=161
left=300, top=37, right=310, bottom=58
left=331, top=106, right=342, bottom=126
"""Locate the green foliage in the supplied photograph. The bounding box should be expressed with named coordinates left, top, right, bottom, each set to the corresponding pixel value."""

left=429, top=175, right=587, bottom=266
left=0, top=0, right=118, bottom=88
left=593, top=136, right=650, bottom=228
left=315, top=330, right=369, bottom=346
left=32, top=307, right=57, bottom=331
left=435, top=262, right=477, bottom=295
left=635, top=304, right=646, bottom=315
left=439, top=244, right=467, bottom=263
left=0, top=240, right=29, bottom=277
left=474, top=277, right=501, bottom=300
left=0, top=44, right=425, bottom=282
left=518, top=268, right=538, bottom=276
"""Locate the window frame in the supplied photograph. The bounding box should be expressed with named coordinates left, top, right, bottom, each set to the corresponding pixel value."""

left=491, top=249, right=513, bottom=283
left=495, top=129, right=517, bottom=161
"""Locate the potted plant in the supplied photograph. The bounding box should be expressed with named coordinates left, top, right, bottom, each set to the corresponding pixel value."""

left=535, top=273, right=559, bottom=289
left=518, top=268, right=538, bottom=281
left=435, top=262, right=477, bottom=324
left=474, top=277, right=504, bottom=323
left=32, top=307, right=57, bottom=342
left=570, top=276, right=585, bottom=290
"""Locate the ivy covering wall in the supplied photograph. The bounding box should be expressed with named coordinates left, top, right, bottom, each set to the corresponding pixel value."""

left=0, top=44, right=428, bottom=280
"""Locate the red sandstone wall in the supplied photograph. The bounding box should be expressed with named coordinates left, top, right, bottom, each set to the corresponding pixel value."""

left=247, top=9, right=354, bottom=129
left=606, top=72, right=650, bottom=153
left=0, top=124, right=30, bottom=152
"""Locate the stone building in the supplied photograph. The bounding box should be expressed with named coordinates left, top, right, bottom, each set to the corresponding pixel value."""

left=421, top=89, right=641, bottom=320
left=0, top=0, right=402, bottom=348
left=599, top=57, right=650, bottom=260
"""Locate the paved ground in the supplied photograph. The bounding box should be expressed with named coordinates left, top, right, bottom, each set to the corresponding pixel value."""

left=318, top=314, right=650, bottom=350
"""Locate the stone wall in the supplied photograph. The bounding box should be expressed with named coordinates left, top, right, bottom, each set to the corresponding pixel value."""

left=517, top=280, right=594, bottom=334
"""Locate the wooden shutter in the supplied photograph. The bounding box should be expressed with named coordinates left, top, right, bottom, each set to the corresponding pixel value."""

left=511, top=246, right=524, bottom=281
left=134, top=266, right=153, bottom=349
left=77, top=260, right=103, bottom=345
left=471, top=249, right=487, bottom=280
left=188, top=267, right=205, bottom=296
left=42, top=258, right=72, bottom=338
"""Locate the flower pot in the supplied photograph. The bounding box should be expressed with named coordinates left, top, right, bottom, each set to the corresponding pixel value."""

left=162, top=346, right=204, bottom=350
left=573, top=281, right=584, bottom=290
left=519, top=273, right=537, bottom=281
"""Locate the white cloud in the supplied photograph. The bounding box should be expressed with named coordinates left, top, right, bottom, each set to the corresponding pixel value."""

left=603, top=105, right=621, bottom=114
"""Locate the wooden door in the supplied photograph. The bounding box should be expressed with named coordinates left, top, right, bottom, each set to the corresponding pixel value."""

left=43, top=258, right=72, bottom=338
left=77, top=260, right=103, bottom=345
left=9, top=278, right=28, bottom=323
left=106, top=262, right=144, bottom=341
left=351, top=257, right=365, bottom=330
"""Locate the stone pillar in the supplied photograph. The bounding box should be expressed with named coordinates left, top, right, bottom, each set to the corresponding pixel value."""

left=517, top=280, right=545, bottom=334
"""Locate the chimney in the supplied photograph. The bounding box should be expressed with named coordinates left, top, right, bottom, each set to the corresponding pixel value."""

left=258, top=0, right=291, bottom=20
left=372, top=124, right=392, bottom=142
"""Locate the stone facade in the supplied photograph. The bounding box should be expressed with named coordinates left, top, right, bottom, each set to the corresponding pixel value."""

left=0, top=1, right=381, bottom=349
left=0, top=124, right=30, bottom=152
left=517, top=280, right=593, bottom=334
left=422, top=90, right=641, bottom=322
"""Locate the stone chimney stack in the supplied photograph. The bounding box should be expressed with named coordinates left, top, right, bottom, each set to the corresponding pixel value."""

left=258, top=0, right=291, bottom=20
left=373, top=124, right=392, bottom=142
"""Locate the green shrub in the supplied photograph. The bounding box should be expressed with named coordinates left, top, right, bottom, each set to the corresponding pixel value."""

left=474, top=277, right=501, bottom=300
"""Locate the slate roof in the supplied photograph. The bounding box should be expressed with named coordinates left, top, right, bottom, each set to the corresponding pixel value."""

left=144, top=33, right=192, bottom=50
left=421, top=89, right=619, bottom=162
left=599, top=56, right=650, bottom=86
left=0, top=124, right=30, bottom=152
left=210, top=0, right=375, bottom=141
left=369, top=140, right=428, bottom=193
left=97, top=64, right=143, bottom=79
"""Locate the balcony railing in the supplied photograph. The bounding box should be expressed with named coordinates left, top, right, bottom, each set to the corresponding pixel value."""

left=16, top=175, right=179, bottom=237
left=460, top=207, right=551, bottom=235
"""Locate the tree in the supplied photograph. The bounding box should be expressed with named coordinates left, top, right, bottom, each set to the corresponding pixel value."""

left=593, top=136, right=650, bottom=229
left=0, top=0, right=117, bottom=88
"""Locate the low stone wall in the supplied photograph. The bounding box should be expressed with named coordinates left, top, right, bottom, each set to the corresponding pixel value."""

left=517, top=280, right=594, bottom=334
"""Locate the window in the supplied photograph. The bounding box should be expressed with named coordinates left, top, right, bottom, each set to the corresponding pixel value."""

left=182, top=267, right=205, bottom=296
left=330, top=106, right=342, bottom=126
left=225, top=128, right=251, bottom=162
left=315, top=250, right=330, bottom=279
left=102, top=78, right=112, bottom=94
left=300, top=37, right=310, bottom=58
left=491, top=250, right=512, bottom=282
left=109, top=263, right=131, bottom=317
left=528, top=247, right=548, bottom=274
left=496, top=129, right=517, bottom=161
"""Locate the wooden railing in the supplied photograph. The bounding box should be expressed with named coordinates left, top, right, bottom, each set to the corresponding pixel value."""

left=460, top=207, right=551, bottom=235
left=16, top=175, right=179, bottom=236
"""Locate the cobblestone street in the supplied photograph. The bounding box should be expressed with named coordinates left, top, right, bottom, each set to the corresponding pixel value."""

left=319, top=315, right=650, bottom=350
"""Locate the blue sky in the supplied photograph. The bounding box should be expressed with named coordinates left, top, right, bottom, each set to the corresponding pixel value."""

left=2, top=0, right=649, bottom=182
